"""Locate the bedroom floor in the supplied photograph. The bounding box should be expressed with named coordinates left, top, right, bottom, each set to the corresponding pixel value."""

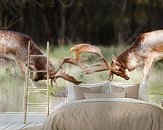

left=0, top=97, right=65, bottom=130
left=0, top=122, right=43, bottom=130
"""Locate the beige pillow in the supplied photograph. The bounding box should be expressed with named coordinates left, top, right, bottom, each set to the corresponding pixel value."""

left=84, top=92, right=125, bottom=99
left=73, top=86, right=102, bottom=100
left=111, top=83, right=140, bottom=99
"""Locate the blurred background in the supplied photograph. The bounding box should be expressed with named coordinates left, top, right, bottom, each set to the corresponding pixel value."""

left=0, top=0, right=163, bottom=112
left=1, top=0, right=163, bottom=46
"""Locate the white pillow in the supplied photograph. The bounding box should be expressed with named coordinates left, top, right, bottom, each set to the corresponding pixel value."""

left=84, top=92, right=125, bottom=99
left=103, top=83, right=140, bottom=99
left=66, top=82, right=108, bottom=102
left=66, top=82, right=140, bottom=102
left=66, top=84, right=76, bottom=102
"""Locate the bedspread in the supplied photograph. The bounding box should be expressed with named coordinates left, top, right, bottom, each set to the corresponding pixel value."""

left=43, top=98, right=163, bottom=130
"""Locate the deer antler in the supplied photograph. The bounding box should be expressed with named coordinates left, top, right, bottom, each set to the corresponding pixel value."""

left=84, top=62, right=108, bottom=74
left=108, top=71, right=114, bottom=81
left=54, top=69, right=83, bottom=85
left=70, top=43, right=114, bottom=81
left=70, top=43, right=104, bottom=60
left=59, top=57, right=90, bottom=71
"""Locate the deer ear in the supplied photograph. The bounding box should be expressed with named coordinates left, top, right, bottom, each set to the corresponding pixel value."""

left=112, top=55, right=117, bottom=62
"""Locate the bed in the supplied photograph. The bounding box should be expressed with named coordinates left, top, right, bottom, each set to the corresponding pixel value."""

left=42, top=82, right=163, bottom=130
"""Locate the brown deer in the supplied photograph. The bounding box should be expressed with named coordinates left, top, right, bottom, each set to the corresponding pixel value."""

left=0, top=30, right=82, bottom=85
left=69, top=30, right=163, bottom=84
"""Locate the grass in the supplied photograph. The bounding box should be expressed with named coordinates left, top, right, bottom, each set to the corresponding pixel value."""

left=0, top=45, right=162, bottom=112
left=0, top=64, right=24, bottom=112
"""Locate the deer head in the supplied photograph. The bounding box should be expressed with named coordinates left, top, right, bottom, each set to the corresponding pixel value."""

left=110, top=55, right=129, bottom=80
left=30, top=58, right=83, bottom=85
left=20, top=41, right=82, bottom=85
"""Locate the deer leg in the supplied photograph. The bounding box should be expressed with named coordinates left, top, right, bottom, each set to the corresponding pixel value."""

left=142, top=58, right=154, bottom=84
left=139, top=58, right=154, bottom=101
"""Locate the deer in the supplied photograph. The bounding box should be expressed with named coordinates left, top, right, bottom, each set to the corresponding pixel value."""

left=70, top=30, right=163, bottom=83
left=0, top=30, right=82, bottom=85
left=69, top=30, right=163, bottom=100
